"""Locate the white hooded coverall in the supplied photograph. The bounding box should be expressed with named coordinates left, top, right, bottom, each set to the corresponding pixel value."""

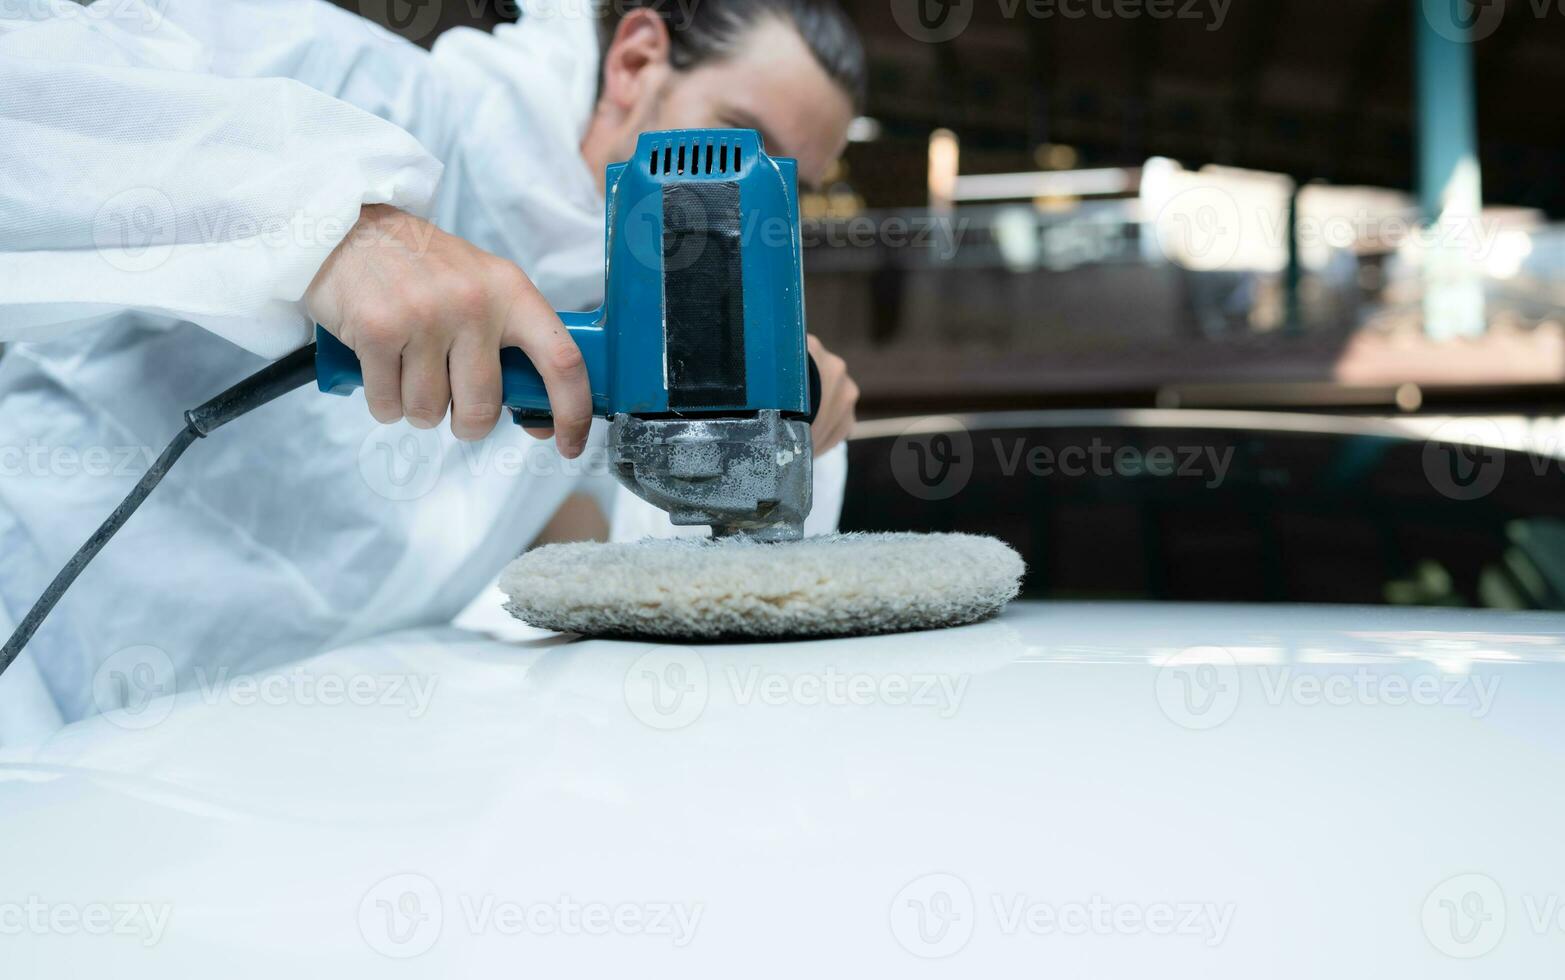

left=0, top=0, right=845, bottom=742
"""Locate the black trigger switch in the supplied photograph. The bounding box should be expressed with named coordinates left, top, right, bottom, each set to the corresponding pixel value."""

left=805, top=354, right=823, bottom=424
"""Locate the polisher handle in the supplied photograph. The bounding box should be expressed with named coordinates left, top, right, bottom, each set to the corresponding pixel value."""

left=314, top=314, right=609, bottom=423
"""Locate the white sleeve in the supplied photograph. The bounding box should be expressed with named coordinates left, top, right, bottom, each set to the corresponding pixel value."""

left=137, top=0, right=457, bottom=153
left=608, top=443, right=850, bottom=542
left=806, top=443, right=848, bottom=535
left=97, top=0, right=609, bottom=311
left=0, top=1, right=442, bottom=358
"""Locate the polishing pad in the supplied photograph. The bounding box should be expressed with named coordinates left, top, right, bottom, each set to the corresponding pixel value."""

left=499, top=532, right=1025, bottom=641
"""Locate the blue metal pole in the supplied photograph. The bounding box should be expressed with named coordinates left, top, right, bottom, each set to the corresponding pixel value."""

left=1415, top=0, right=1485, bottom=338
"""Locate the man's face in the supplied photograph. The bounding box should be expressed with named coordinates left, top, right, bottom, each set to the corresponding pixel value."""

left=640, top=18, right=854, bottom=190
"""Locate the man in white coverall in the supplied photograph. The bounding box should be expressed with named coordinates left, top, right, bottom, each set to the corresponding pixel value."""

left=0, top=0, right=865, bottom=740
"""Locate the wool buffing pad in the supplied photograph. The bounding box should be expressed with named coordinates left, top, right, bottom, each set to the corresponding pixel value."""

left=500, top=532, right=1025, bottom=640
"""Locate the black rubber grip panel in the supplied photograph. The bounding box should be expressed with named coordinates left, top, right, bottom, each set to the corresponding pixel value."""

left=662, top=181, right=746, bottom=408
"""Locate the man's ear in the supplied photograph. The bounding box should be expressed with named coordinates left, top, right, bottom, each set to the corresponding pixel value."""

left=600, top=8, right=673, bottom=115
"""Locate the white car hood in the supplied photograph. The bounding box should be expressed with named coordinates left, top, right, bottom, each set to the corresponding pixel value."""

left=2, top=601, right=1562, bottom=976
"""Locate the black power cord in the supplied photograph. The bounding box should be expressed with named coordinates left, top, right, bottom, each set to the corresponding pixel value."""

left=0, top=343, right=320, bottom=677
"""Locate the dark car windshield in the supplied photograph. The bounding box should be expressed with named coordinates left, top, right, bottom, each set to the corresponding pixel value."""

left=845, top=411, right=1565, bottom=609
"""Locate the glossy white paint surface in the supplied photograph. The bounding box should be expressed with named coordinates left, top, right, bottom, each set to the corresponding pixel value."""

left=2, top=601, right=1563, bottom=976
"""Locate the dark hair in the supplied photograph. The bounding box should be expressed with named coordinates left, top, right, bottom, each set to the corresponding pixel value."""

left=598, top=0, right=867, bottom=110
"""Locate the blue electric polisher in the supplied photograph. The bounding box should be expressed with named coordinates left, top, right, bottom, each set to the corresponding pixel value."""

left=0, top=129, right=818, bottom=670
left=320, top=128, right=814, bottom=542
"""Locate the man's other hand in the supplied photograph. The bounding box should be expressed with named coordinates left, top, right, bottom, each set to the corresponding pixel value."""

left=808, top=334, right=859, bottom=455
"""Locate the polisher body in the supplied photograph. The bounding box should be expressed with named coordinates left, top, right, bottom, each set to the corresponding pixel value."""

left=316, top=129, right=815, bottom=541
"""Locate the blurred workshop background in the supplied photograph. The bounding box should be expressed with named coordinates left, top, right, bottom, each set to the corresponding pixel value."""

left=353, top=0, right=1565, bottom=609
left=359, top=0, right=1565, bottom=412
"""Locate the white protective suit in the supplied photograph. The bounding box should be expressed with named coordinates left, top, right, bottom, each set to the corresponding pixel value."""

left=0, top=0, right=845, bottom=742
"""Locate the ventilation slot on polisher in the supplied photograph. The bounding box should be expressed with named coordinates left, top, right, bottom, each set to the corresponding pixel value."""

left=649, top=139, right=742, bottom=177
